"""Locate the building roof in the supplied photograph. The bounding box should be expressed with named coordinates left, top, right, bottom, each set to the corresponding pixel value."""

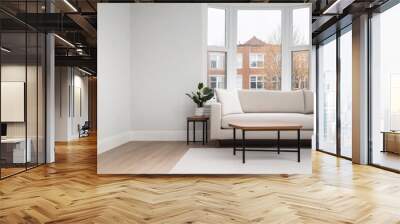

left=239, top=36, right=267, bottom=46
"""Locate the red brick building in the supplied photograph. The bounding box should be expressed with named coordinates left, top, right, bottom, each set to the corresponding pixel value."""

left=208, top=36, right=309, bottom=90
left=208, top=36, right=282, bottom=90
left=236, top=36, right=281, bottom=90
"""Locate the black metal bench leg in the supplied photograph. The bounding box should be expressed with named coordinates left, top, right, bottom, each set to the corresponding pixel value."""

left=187, top=120, right=189, bottom=145
left=297, top=129, right=301, bottom=162
left=242, top=130, right=246, bottom=164
left=206, top=121, right=208, bottom=143
left=202, top=121, right=205, bottom=145
left=193, top=121, right=195, bottom=143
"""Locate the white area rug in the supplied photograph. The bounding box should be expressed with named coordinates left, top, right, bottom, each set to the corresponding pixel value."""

left=169, top=148, right=312, bottom=174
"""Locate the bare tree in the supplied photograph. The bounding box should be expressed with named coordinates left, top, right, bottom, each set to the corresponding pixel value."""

left=267, top=27, right=309, bottom=90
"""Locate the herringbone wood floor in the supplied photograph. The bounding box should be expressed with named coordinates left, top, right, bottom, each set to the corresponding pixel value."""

left=1, top=135, right=400, bottom=224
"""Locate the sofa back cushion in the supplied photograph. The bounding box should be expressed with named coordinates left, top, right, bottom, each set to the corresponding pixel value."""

left=238, top=90, right=305, bottom=113
left=215, top=89, right=243, bottom=116
left=303, top=90, right=314, bottom=114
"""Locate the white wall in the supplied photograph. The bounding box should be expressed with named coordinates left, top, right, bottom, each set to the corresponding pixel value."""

left=55, top=67, right=70, bottom=141
left=97, top=4, right=132, bottom=154
left=130, top=4, right=206, bottom=140
left=55, top=67, right=89, bottom=141
left=72, top=73, right=89, bottom=138
left=98, top=3, right=206, bottom=154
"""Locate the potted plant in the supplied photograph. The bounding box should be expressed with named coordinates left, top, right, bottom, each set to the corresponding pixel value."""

left=186, top=82, right=214, bottom=116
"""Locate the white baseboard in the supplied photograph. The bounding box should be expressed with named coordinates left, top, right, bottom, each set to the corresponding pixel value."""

left=98, top=131, right=131, bottom=154
left=130, top=130, right=206, bottom=141
left=130, top=130, right=185, bottom=141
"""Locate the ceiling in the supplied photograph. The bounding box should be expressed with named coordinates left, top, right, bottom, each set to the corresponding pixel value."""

left=0, top=0, right=393, bottom=75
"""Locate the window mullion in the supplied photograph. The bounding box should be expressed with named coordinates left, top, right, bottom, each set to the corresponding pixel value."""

left=281, top=7, right=292, bottom=91
left=226, top=6, right=237, bottom=90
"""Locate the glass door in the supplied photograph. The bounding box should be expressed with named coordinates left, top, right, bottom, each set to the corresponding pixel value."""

left=339, top=27, right=352, bottom=158
left=317, top=36, right=337, bottom=154
left=0, top=1, right=47, bottom=179
left=370, top=3, right=400, bottom=171
left=1, top=31, right=28, bottom=178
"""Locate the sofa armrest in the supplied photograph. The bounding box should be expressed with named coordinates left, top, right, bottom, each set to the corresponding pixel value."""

left=210, top=102, right=222, bottom=140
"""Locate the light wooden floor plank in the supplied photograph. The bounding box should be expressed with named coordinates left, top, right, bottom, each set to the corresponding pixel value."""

left=0, top=134, right=400, bottom=223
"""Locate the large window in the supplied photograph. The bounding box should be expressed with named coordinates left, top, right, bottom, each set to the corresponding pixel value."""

left=207, top=8, right=227, bottom=89
left=340, top=28, right=352, bottom=158
left=370, top=3, right=400, bottom=171
left=0, top=3, right=47, bottom=179
left=292, top=50, right=309, bottom=90
left=237, top=9, right=282, bottom=90
left=316, top=26, right=353, bottom=159
left=208, top=5, right=310, bottom=91
left=207, top=52, right=226, bottom=89
left=292, top=8, right=310, bottom=46
left=208, top=8, right=225, bottom=47
left=318, top=37, right=337, bottom=155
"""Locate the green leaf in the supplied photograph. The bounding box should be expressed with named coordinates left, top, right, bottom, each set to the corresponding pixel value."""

left=202, top=87, right=213, bottom=95
left=198, top=82, right=204, bottom=90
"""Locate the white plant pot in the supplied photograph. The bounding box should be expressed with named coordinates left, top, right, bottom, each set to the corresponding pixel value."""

left=195, top=107, right=205, bottom=116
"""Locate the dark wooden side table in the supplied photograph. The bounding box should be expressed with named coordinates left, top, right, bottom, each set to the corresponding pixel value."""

left=187, top=116, right=209, bottom=145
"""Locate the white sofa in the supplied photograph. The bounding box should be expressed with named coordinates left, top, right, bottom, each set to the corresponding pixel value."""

left=210, top=89, right=314, bottom=140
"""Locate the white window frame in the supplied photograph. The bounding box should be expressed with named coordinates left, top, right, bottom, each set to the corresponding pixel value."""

left=209, top=75, right=225, bottom=89
left=249, top=75, right=265, bottom=90
left=236, top=53, right=243, bottom=69
left=206, top=3, right=312, bottom=91
left=249, top=53, right=265, bottom=68
left=288, top=5, right=312, bottom=90
left=207, top=6, right=229, bottom=89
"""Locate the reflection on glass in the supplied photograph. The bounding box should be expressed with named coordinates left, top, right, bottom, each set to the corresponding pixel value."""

left=1, top=32, right=28, bottom=177
left=292, top=8, right=310, bottom=46
left=291, top=50, right=309, bottom=90
left=27, top=31, right=38, bottom=169
left=340, top=29, right=352, bottom=158
left=318, top=38, right=337, bottom=154
left=208, top=8, right=225, bottom=47
left=371, top=4, right=400, bottom=171
left=236, top=10, right=282, bottom=90
left=38, top=33, right=46, bottom=165
left=0, top=1, right=47, bottom=178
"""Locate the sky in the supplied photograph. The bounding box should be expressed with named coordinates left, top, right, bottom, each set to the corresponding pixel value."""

left=208, top=8, right=310, bottom=47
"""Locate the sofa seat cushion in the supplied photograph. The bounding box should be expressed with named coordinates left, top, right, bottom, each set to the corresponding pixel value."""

left=221, top=113, right=314, bottom=130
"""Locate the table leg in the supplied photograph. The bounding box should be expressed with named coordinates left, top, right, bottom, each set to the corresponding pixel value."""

left=202, top=121, right=205, bottom=145
left=193, top=121, right=196, bottom=143
left=242, top=130, right=246, bottom=164
left=186, top=120, right=189, bottom=145
left=233, top=128, right=236, bottom=155
left=277, top=130, right=280, bottom=154
left=297, top=129, right=301, bottom=163
left=382, top=132, right=386, bottom=152
left=206, top=121, right=208, bottom=143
